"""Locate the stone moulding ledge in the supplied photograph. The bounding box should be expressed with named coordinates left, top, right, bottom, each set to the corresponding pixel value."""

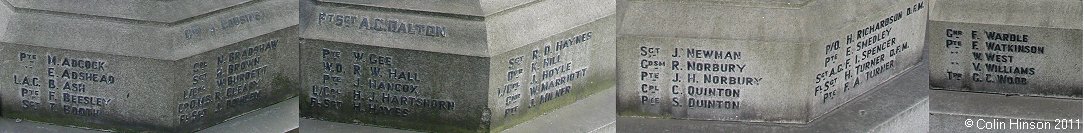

left=0, top=0, right=264, bottom=26
left=311, top=1, right=486, bottom=21
left=304, top=0, right=614, bottom=58
left=627, top=0, right=812, bottom=9
left=0, top=0, right=298, bottom=61
left=805, top=62, right=923, bottom=124
left=1, top=0, right=252, bottom=23
left=318, top=0, right=550, bottom=17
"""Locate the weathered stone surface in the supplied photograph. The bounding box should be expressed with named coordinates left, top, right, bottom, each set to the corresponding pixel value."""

left=801, top=0, right=928, bottom=122
left=314, top=0, right=518, bottom=16
left=5, top=0, right=252, bottom=23
left=301, top=87, right=618, bottom=133
left=927, top=0, right=1082, bottom=98
left=0, top=97, right=300, bottom=133
left=930, top=90, right=1082, bottom=133
left=617, top=0, right=928, bottom=124
left=927, top=0, right=1081, bottom=30
left=926, top=0, right=1082, bottom=132
left=0, top=0, right=299, bottom=132
left=0, top=0, right=298, bottom=61
left=298, top=0, right=616, bottom=132
left=617, top=61, right=931, bottom=132
left=928, top=22, right=1081, bottom=97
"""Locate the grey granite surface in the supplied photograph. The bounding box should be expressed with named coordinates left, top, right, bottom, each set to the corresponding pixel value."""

left=926, top=0, right=1082, bottom=98
left=617, top=61, right=930, bottom=132
left=301, top=87, right=616, bottom=133
left=298, top=0, right=617, bottom=132
left=0, top=97, right=300, bottom=133
left=0, top=0, right=300, bottom=132
left=617, top=0, right=929, bottom=124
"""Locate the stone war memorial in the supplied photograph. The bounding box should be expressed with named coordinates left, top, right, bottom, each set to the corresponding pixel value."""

left=617, top=0, right=930, bottom=131
left=926, top=0, right=1083, bottom=132
left=928, top=0, right=1081, bottom=98
left=0, top=0, right=299, bottom=132
left=298, top=0, right=616, bottom=132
